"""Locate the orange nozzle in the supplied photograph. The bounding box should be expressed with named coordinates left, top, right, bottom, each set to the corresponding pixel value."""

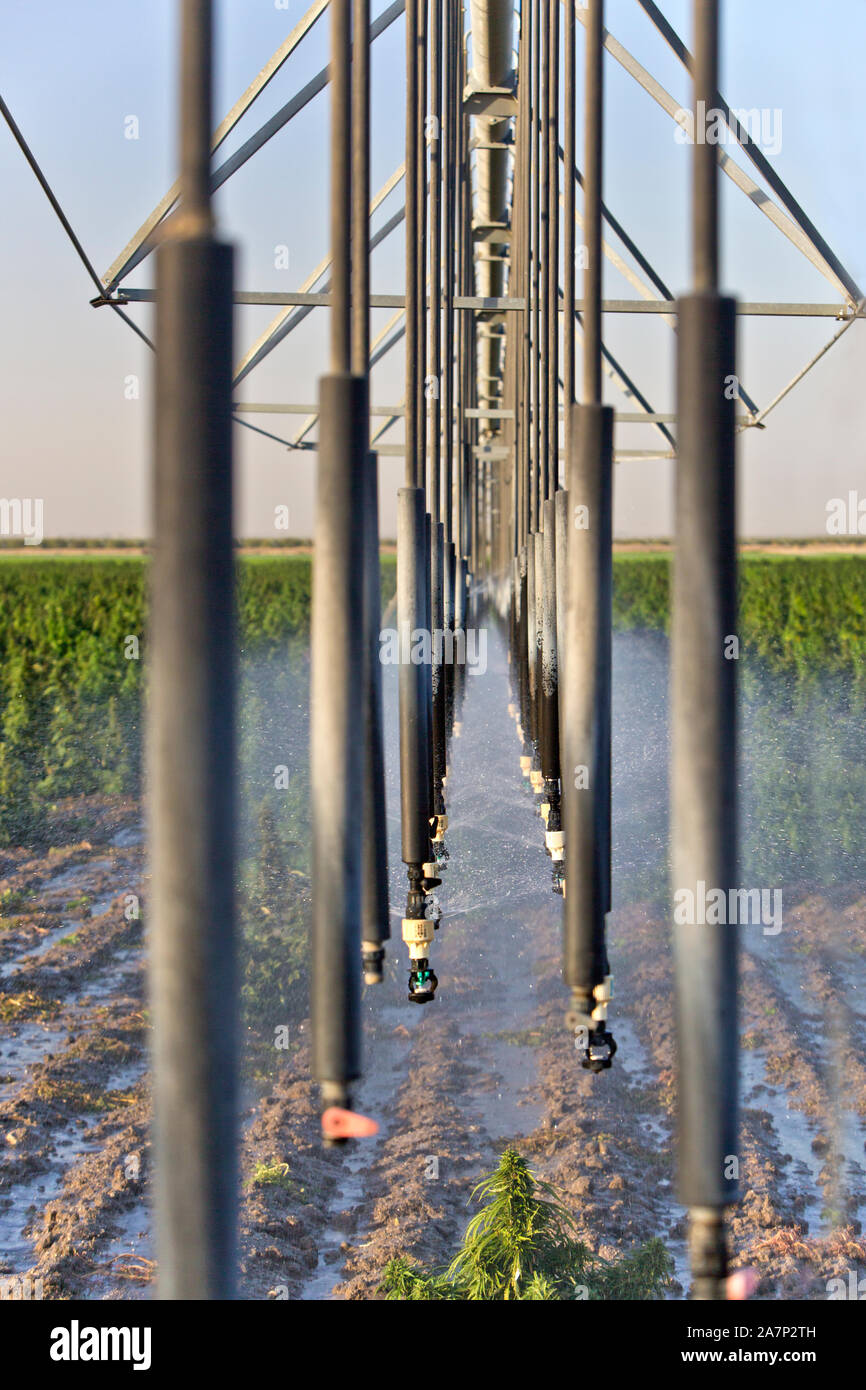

left=726, top=1268, right=758, bottom=1301
left=321, top=1106, right=379, bottom=1139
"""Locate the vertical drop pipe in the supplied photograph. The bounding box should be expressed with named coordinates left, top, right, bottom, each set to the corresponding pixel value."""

left=419, top=2, right=434, bottom=837
left=150, top=0, right=237, bottom=1299
left=404, top=0, right=420, bottom=495
left=546, top=0, right=560, bottom=501
left=528, top=0, right=542, bottom=783
left=355, top=0, right=389, bottom=987
left=554, top=487, right=569, bottom=700
left=562, top=0, right=577, bottom=420
left=533, top=528, right=544, bottom=794
left=311, top=0, right=366, bottom=1114
left=526, top=0, right=542, bottom=785
left=540, top=1, right=562, bottom=872
left=672, top=0, right=739, bottom=1299
left=520, top=0, right=538, bottom=776
left=530, top=0, right=541, bottom=540
left=431, top=521, right=447, bottom=831
left=360, top=449, right=389, bottom=984
left=538, top=0, right=549, bottom=514
left=429, top=0, right=448, bottom=837
left=542, top=498, right=563, bottom=888
left=442, top=0, right=456, bottom=736
left=417, top=0, right=428, bottom=510
left=560, top=0, right=576, bottom=749
left=418, top=3, right=435, bottom=868
left=525, top=0, right=539, bottom=778
left=398, top=490, right=438, bottom=1001
left=562, top=0, right=615, bottom=1069
left=454, top=51, right=470, bottom=653
left=424, top=511, right=435, bottom=848
left=526, top=531, right=538, bottom=752
left=517, top=0, right=532, bottom=757
left=398, top=0, right=437, bottom=1002
left=518, top=542, right=530, bottom=755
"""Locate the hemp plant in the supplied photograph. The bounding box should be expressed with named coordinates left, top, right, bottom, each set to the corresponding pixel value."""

left=380, top=1148, right=673, bottom=1301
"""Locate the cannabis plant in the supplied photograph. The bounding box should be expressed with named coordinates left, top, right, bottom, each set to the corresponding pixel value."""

left=379, top=1148, right=673, bottom=1301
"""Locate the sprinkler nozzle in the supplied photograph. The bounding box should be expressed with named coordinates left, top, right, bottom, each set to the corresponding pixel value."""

left=408, top=960, right=439, bottom=1003
left=361, top=942, right=385, bottom=984
left=319, top=1081, right=350, bottom=1147
left=566, top=989, right=617, bottom=1072
left=581, top=1025, right=617, bottom=1072
left=422, top=862, right=442, bottom=890
left=402, top=916, right=438, bottom=1002
left=321, top=1104, right=379, bottom=1143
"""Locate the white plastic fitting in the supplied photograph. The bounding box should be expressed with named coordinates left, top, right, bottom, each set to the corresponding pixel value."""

left=591, top=977, right=613, bottom=1022
left=545, top=828, right=565, bottom=861
left=402, top=916, right=434, bottom=960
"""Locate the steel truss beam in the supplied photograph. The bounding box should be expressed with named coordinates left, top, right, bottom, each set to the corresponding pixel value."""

left=120, top=290, right=864, bottom=317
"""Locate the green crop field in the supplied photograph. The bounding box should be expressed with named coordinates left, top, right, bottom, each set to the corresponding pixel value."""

left=0, top=552, right=862, bottom=842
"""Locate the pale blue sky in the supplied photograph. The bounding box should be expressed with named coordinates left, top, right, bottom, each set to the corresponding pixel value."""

left=0, top=0, right=864, bottom=538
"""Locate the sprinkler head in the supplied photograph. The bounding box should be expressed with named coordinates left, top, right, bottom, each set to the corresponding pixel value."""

left=565, top=991, right=617, bottom=1071
left=579, top=1025, right=617, bottom=1073
left=319, top=1082, right=350, bottom=1147
left=408, top=961, right=439, bottom=1004
left=321, top=1103, right=379, bottom=1145
left=361, top=943, right=385, bottom=985
left=402, top=915, right=437, bottom=1002
left=422, top=862, right=442, bottom=891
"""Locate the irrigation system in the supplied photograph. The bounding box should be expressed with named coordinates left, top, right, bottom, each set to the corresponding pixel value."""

left=3, top=0, right=863, bottom=1303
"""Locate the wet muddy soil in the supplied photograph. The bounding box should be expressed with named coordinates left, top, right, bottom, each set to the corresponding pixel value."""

left=1, top=637, right=864, bottom=1300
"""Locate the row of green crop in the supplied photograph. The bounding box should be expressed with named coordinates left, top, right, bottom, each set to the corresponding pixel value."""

left=3, top=551, right=862, bottom=686
left=614, top=554, right=866, bottom=681
left=0, top=552, right=397, bottom=655
left=0, top=556, right=395, bottom=846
